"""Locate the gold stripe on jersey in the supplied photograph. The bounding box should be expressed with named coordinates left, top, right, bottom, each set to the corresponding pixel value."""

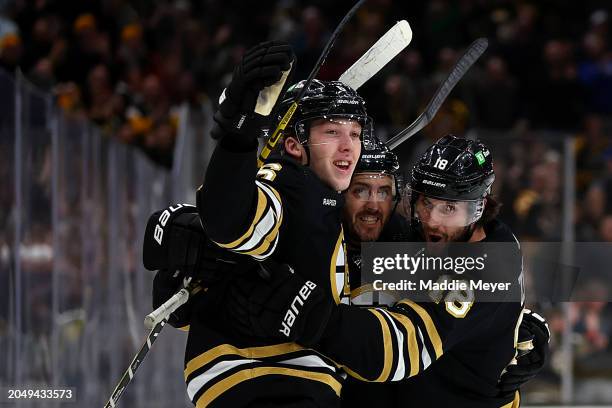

left=500, top=391, right=520, bottom=408
left=195, top=366, right=342, bottom=408
left=350, top=284, right=375, bottom=300
left=213, top=188, right=268, bottom=249
left=343, top=309, right=393, bottom=382
left=350, top=285, right=401, bottom=305
left=240, top=208, right=283, bottom=257
left=388, top=310, right=421, bottom=377
left=213, top=183, right=283, bottom=258
left=185, top=343, right=305, bottom=380
left=262, top=179, right=282, bottom=209
left=236, top=182, right=282, bottom=257
left=330, top=231, right=345, bottom=304
left=397, top=300, right=443, bottom=359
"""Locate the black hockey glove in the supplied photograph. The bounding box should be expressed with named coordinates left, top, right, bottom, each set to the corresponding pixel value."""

left=143, top=203, right=237, bottom=285
left=226, top=262, right=335, bottom=347
left=212, top=40, right=295, bottom=149
left=498, top=309, right=551, bottom=396
left=144, top=203, right=240, bottom=328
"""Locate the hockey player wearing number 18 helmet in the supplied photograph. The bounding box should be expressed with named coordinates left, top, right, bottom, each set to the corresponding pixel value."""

left=409, top=134, right=499, bottom=243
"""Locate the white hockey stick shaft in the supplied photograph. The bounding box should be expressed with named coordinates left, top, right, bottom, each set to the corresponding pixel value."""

left=339, top=20, right=413, bottom=90
left=144, top=287, right=190, bottom=329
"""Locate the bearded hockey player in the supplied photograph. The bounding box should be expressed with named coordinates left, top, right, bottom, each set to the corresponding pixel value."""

left=339, top=137, right=549, bottom=407
left=171, top=40, right=376, bottom=407
left=144, top=136, right=549, bottom=407
left=223, top=135, right=550, bottom=408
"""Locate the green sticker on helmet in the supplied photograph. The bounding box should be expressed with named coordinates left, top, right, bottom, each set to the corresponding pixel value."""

left=475, top=151, right=485, bottom=165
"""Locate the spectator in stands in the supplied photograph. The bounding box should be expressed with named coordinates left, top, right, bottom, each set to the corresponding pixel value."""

left=579, top=30, right=612, bottom=114
left=471, top=56, right=520, bottom=129
left=0, top=32, right=22, bottom=72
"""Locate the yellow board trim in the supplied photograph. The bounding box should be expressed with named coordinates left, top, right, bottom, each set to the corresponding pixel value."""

left=184, top=343, right=304, bottom=380
left=214, top=188, right=268, bottom=249
left=388, top=310, right=420, bottom=378
left=397, top=300, right=443, bottom=358
left=195, top=366, right=342, bottom=407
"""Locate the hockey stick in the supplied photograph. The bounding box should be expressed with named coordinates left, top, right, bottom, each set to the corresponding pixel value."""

left=144, top=287, right=191, bottom=329
left=339, top=20, right=412, bottom=90
left=103, top=320, right=167, bottom=408
left=386, top=38, right=488, bottom=150
left=257, top=0, right=367, bottom=167
left=103, top=283, right=194, bottom=407
left=257, top=17, right=411, bottom=165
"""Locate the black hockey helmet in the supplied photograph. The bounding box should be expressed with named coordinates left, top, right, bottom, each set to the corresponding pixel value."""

left=277, top=79, right=373, bottom=147
left=411, top=134, right=494, bottom=201
left=409, top=134, right=495, bottom=229
left=355, top=138, right=402, bottom=200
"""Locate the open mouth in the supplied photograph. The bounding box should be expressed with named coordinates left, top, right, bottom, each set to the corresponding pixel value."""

left=428, top=233, right=443, bottom=242
left=358, top=214, right=380, bottom=225
left=333, top=160, right=351, bottom=172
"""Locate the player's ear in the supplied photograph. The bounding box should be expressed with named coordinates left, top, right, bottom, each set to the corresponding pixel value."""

left=284, top=136, right=307, bottom=164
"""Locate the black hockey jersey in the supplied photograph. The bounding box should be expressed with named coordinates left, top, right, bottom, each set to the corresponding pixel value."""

left=188, top=144, right=350, bottom=407
left=336, top=218, right=524, bottom=408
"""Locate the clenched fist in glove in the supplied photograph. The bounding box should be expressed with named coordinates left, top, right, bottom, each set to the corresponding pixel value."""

left=213, top=41, right=295, bottom=149
left=143, top=204, right=238, bottom=283
left=143, top=203, right=239, bottom=327
left=225, top=262, right=335, bottom=347
left=498, top=309, right=551, bottom=396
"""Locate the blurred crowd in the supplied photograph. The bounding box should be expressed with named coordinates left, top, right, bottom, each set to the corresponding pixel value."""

left=0, top=0, right=610, bottom=166
left=2, top=0, right=612, bottom=404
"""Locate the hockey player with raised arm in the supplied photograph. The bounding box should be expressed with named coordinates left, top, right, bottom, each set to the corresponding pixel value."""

left=167, top=40, right=377, bottom=407
left=144, top=135, right=549, bottom=407
left=220, top=135, right=550, bottom=408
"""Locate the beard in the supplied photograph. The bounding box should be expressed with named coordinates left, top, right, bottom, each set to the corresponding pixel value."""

left=351, top=210, right=386, bottom=242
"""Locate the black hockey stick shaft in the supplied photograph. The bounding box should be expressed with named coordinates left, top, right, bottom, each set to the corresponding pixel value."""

left=386, top=38, right=488, bottom=150
left=257, top=0, right=367, bottom=166
left=103, top=320, right=167, bottom=408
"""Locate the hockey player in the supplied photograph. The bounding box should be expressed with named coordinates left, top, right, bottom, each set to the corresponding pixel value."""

left=175, top=39, right=377, bottom=407
left=336, top=137, right=549, bottom=407
left=144, top=136, right=549, bottom=407
left=222, top=135, right=550, bottom=407
left=341, top=138, right=409, bottom=291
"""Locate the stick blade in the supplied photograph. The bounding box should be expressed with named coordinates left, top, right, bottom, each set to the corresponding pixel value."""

left=339, top=20, right=412, bottom=90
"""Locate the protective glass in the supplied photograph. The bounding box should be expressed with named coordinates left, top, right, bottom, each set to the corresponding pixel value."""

left=347, top=173, right=395, bottom=202
left=412, top=190, right=484, bottom=228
